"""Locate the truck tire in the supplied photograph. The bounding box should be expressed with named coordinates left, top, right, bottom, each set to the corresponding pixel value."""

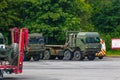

left=33, top=55, right=40, bottom=61
left=73, top=50, right=83, bottom=61
left=87, top=54, right=95, bottom=61
left=64, top=50, right=73, bottom=60
left=44, top=50, right=51, bottom=60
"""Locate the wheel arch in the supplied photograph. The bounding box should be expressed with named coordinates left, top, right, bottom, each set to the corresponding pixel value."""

left=74, top=47, right=81, bottom=52
left=64, top=48, right=72, bottom=53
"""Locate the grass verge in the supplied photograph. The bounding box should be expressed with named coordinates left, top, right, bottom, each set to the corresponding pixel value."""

left=107, top=50, right=120, bottom=57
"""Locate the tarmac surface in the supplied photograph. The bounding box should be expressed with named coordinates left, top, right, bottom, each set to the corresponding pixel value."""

left=3, top=57, right=120, bottom=80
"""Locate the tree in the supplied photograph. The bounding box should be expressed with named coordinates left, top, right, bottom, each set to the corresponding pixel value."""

left=0, top=0, right=93, bottom=44
left=25, top=0, right=93, bottom=44
left=0, top=0, right=22, bottom=29
left=89, top=0, right=120, bottom=33
left=88, top=0, right=120, bottom=49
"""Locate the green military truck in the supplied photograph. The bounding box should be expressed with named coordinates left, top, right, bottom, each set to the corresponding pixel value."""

left=24, top=33, right=45, bottom=61
left=44, top=31, right=101, bottom=61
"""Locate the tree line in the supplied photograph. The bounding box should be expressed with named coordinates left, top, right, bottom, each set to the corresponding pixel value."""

left=0, top=0, right=120, bottom=50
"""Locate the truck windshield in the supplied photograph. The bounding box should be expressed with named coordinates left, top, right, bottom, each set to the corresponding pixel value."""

left=0, top=38, right=3, bottom=44
left=29, top=38, right=44, bottom=44
left=86, top=37, right=100, bottom=43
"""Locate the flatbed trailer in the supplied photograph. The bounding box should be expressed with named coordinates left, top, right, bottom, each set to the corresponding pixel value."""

left=44, top=45, right=66, bottom=60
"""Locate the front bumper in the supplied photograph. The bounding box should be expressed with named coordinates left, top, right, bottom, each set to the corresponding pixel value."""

left=85, top=48, right=101, bottom=54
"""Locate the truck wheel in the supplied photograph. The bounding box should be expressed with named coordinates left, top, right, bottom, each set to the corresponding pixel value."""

left=44, top=50, right=50, bottom=60
left=33, top=56, right=40, bottom=61
left=64, top=50, right=73, bottom=60
left=74, top=50, right=83, bottom=61
left=87, top=54, right=95, bottom=61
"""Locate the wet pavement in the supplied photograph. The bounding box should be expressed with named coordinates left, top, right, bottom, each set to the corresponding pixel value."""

left=3, top=57, right=120, bottom=80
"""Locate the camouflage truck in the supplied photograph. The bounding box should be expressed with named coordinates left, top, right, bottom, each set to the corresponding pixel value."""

left=44, top=31, right=101, bottom=61
left=24, top=33, right=45, bottom=61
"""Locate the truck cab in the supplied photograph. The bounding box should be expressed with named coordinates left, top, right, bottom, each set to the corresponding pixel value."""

left=24, top=33, right=45, bottom=61
left=76, top=32, right=101, bottom=53
left=65, top=32, right=101, bottom=60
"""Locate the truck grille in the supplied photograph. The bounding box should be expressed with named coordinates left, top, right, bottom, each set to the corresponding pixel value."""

left=86, top=48, right=101, bottom=53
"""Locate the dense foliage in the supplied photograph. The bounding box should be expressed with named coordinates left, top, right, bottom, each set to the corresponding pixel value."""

left=87, top=0, right=120, bottom=49
left=0, top=0, right=120, bottom=50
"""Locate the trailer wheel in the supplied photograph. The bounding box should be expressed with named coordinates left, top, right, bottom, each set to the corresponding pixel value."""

left=87, top=54, right=95, bottom=61
left=33, top=55, right=40, bottom=61
left=64, top=50, right=73, bottom=60
left=44, top=50, right=51, bottom=60
left=74, top=50, right=83, bottom=61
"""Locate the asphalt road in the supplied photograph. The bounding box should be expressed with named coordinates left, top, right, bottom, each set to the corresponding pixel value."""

left=3, top=57, right=120, bottom=80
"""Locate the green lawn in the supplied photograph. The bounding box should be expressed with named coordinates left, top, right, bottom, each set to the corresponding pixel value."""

left=107, top=50, right=120, bottom=56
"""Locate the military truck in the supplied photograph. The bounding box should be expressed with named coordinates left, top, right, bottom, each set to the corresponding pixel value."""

left=44, top=31, right=101, bottom=61
left=24, top=33, right=45, bottom=61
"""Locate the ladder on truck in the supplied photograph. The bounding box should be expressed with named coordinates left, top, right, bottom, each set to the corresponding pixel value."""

left=0, top=27, right=28, bottom=79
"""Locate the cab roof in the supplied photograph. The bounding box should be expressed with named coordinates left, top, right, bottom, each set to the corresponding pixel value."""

left=29, top=33, right=42, bottom=38
left=77, top=32, right=99, bottom=37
